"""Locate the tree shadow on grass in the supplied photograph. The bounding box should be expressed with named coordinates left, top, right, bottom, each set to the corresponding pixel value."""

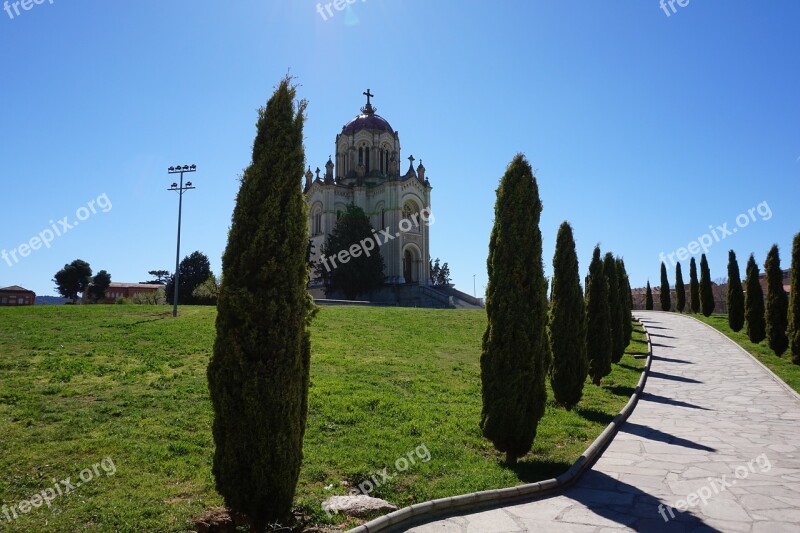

left=505, top=458, right=573, bottom=483
left=604, top=385, right=636, bottom=397
left=615, top=363, right=644, bottom=372
left=575, top=407, right=615, bottom=425
left=100, top=313, right=172, bottom=329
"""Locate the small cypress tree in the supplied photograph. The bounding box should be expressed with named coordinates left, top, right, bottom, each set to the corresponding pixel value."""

left=675, top=263, right=686, bottom=313
left=745, top=254, right=766, bottom=343
left=617, top=257, right=633, bottom=348
left=645, top=281, right=654, bottom=310
left=207, top=78, right=316, bottom=528
left=727, top=250, right=745, bottom=332
left=765, top=244, right=789, bottom=356
left=700, top=254, right=715, bottom=317
left=689, top=257, right=700, bottom=313
left=659, top=262, right=671, bottom=311
left=548, top=222, right=588, bottom=410
left=481, top=154, right=549, bottom=465
left=604, top=253, right=624, bottom=362
left=586, top=246, right=612, bottom=385
left=789, top=233, right=800, bottom=364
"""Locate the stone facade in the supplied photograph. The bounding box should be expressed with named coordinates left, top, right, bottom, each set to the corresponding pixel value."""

left=304, top=90, right=433, bottom=286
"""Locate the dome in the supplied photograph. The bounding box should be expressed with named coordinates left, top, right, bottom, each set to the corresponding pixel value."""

left=341, top=90, right=394, bottom=135
left=341, top=111, right=394, bottom=135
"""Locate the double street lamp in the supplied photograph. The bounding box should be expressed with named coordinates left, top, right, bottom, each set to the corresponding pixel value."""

left=168, top=164, right=196, bottom=317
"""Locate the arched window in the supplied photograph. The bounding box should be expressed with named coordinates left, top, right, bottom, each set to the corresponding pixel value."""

left=358, top=147, right=363, bottom=165
left=381, top=208, right=386, bottom=228
left=379, top=149, right=384, bottom=174
left=314, top=212, right=322, bottom=235
left=365, top=145, right=370, bottom=173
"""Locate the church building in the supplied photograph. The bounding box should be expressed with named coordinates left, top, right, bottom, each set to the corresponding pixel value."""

left=304, top=90, right=432, bottom=286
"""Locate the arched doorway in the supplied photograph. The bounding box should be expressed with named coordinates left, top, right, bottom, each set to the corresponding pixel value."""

left=402, top=244, right=422, bottom=284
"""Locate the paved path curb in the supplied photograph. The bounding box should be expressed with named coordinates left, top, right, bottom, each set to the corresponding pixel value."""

left=346, top=322, right=654, bottom=533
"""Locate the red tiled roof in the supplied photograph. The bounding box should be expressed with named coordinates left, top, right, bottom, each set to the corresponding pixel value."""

left=0, top=285, right=33, bottom=292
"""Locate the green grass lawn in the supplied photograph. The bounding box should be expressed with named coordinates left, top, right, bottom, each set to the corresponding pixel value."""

left=0, top=305, right=645, bottom=531
left=693, top=313, right=800, bottom=394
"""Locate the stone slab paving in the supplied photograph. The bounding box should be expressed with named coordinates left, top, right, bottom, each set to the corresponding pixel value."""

left=405, top=311, right=800, bottom=532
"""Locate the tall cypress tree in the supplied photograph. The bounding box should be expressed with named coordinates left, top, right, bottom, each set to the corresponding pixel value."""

left=586, top=246, right=612, bottom=384
left=617, top=257, right=633, bottom=348
left=700, top=254, right=715, bottom=317
left=675, top=263, right=686, bottom=313
left=548, top=222, right=588, bottom=410
left=745, top=254, right=766, bottom=344
left=645, top=281, right=654, bottom=310
left=788, top=233, right=800, bottom=364
left=689, top=257, right=700, bottom=313
left=660, top=262, right=671, bottom=311
left=765, top=244, right=789, bottom=356
left=604, top=253, right=624, bottom=362
left=481, top=154, right=549, bottom=465
left=207, top=79, right=316, bottom=527
left=727, top=250, right=745, bottom=332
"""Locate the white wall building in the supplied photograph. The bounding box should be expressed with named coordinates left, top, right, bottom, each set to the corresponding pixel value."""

left=305, top=90, right=432, bottom=285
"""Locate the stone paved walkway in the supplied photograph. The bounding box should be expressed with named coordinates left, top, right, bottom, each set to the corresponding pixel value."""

left=405, top=311, right=800, bottom=532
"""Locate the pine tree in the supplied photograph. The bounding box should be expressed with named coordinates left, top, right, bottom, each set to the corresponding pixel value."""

left=604, top=253, right=624, bottom=362
left=481, top=154, right=549, bottom=465
left=645, top=281, right=654, bottom=310
left=660, top=262, right=671, bottom=312
left=689, top=257, right=700, bottom=313
left=675, top=263, right=686, bottom=313
left=788, top=233, right=800, bottom=364
left=548, top=222, right=588, bottom=410
left=765, top=244, right=789, bottom=356
left=700, top=254, right=715, bottom=317
left=316, top=204, right=385, bottom=299
left=586, top=246, right=612, bottom=385
left=745, top=254, right=766, bottom=343
left=207, top=79, right=316, bottom=528
left=617, top=257, right=633, bottom=348
left=727, top=250, right=745, bottom=332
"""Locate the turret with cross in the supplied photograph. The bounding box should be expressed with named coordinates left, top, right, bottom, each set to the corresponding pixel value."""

left=361, top=88, right=377, bottom=115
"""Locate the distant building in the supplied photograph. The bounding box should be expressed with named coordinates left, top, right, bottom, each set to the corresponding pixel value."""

left=0, top=285, right=36, bottom=306
left=84, top=282, right=164, bottom=304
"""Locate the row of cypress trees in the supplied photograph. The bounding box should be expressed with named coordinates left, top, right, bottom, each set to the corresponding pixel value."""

left=481, top=155, right=633, bottom=464
left=649, top=235, right=800, bottom=363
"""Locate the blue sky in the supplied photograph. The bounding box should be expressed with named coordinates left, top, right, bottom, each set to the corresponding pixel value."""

left=1, top=0, right=798, bottom=298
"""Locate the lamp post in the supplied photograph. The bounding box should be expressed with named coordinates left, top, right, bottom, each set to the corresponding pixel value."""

left=473, top=274, right=476, bottom=297
left=168, top=164, right=196, bottom=317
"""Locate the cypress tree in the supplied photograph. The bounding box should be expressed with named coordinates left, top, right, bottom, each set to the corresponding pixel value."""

left=727, top=250, right=745, bottom=332
left=548, top=222, right=588, bottom=410
left=789, top=233, right=800, bottom=364
left=675, top=263, right=686, bottom=313
left=481, top=154, right=549, bottom=465
left=207, top=79, right=316, bottom=527
left=586, top=246, right=612, bottom=384
left=700, top=254, right=715, bottom=317
left=765, top=244, right=789, bottom=356
left=745, top=254, right=766, bottom=343
left=604, top=253, right=624, bottom=362
left=645, top=281, right=654, bottom=310
left=689, top=257, right=700, bottom=313
left=617, top=257, right=633, bottom=348
left=660, top=261, right=671, bottom=311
